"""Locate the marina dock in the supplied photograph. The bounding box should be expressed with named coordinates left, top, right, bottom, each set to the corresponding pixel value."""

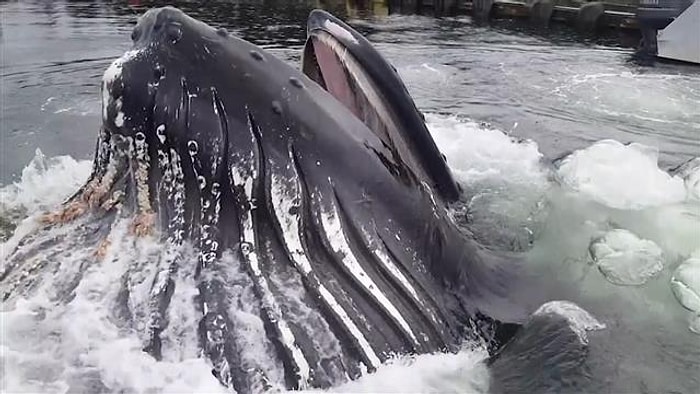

left=343, top=0, right=698, bottom=62
left=385, top=0, right=640, bottom=31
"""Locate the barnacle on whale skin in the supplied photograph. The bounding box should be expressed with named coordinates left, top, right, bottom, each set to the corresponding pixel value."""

left=39, top=200, right=88, bottom=225
left=93, top=237, right=112, bottom=260
left=130, top=212, right=156, bottom=237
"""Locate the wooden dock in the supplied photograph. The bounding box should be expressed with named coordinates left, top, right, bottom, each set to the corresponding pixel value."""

left=384, top=0, right=642, bottom=31
left=466, top=0, right=639, bottom=30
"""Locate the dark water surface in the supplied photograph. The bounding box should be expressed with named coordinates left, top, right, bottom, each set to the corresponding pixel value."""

left=2, top=0, right=699, bottom=184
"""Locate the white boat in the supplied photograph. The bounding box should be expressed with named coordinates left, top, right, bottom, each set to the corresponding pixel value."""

left=657, top=0, right=700, bottom=64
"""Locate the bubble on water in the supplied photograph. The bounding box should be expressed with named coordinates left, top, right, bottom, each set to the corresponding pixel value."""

left=589, top=228, right=664, bottom=286
left=557, top=140, right=687, bottom=210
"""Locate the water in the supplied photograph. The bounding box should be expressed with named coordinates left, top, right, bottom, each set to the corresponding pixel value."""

left=1, top=1, right=699, bottom=393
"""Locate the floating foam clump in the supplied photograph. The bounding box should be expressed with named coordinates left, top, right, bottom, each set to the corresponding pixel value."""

left=557, top=140, right=686, bottom=210
left=671, top=255, right=700, bottom=313
left=589, top=229, right=664, bottom=286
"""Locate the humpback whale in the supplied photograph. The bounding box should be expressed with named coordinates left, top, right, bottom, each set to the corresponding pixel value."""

left=1, top=7, right=600, bottom=393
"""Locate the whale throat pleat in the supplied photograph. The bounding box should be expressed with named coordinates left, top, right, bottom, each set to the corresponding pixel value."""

left=266, top=144, right=382, bottom=373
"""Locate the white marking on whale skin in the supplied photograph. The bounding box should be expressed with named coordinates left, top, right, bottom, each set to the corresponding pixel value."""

left=114, top=98, right=125, bottom=128
left=155, top=146, right=173, bottom=215
left=168, top=149, right=186, bottom=241
left=102, top=49, right=141, bottom=121
left=134, top=133, right=153, bottom=214
left=188, top=140, right=199, bottom=157
left=421, top=181, right=440, bottom=218
left=269, top=170, right=382, bottom=370
left=188, top=142, right=220, bottom=268
left=361, top=226, right=435, bottom=324
left=323, top=20, right=359, bottom=45
left=233, top=169, right=311, bottom=388
left=318, top=202, right=419, bottom=347
left=103, top=50, right=140, bottom=86
left=156, top=124, right=167, bottom=144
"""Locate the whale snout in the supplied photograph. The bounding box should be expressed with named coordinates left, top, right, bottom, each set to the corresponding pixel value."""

left=132, top=6, right=188, bottom=46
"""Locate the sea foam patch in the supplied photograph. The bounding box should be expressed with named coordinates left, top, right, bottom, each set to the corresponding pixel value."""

left=556, top=140, right=687, bottom=210
left=427, top=114, right=549, bottom=251
left=671, top=254, right=700, bottom=313
left=0, top=149, right=91, bottom=216
left=589, top=228, right=664, bottom=286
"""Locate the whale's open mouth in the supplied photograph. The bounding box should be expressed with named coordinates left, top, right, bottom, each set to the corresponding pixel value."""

left=301, top=11, right=461, bottom=201
left=303, top=29, right=395, bottom=142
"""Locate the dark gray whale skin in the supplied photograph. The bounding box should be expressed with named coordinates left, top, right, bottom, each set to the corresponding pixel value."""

left=1, top=6, right=584, bottom=393
left=117, top=6, right=525, bottom=390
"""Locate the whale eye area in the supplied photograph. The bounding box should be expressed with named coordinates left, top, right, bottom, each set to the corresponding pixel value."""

left=132, top=8, right=190, bottom=47
left=166, top=23, right=183, bottom=43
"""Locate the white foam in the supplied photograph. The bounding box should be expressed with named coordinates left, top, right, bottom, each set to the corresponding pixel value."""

left=308, top=347, right=490, bottom=393
left=556, top=140, right=687, bottom=210
left=427, top=114, right=550, bottom=250
left=427, top=114, right=545, bottom=188
left=0, top=221, right=227, bottom=394
left=589, top=228, right=665, bottom=286
left=0, top=149, right=92, bottom=217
